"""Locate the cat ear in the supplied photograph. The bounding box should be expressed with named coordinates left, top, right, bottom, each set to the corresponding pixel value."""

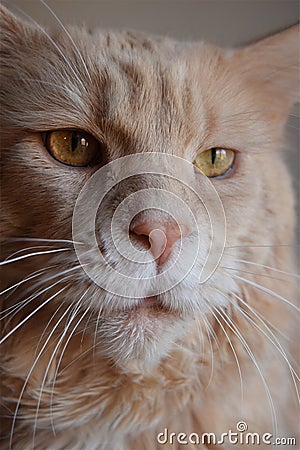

left=229, top=24, right=299, bottom=119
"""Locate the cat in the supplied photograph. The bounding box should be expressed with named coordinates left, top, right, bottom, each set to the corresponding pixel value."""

left=0, top=4, right=299, bottom=450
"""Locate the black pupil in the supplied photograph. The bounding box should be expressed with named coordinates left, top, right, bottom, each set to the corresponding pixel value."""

left=211, top=148, right=216, bottom=165
left=71, top=132, right=80, bottom=152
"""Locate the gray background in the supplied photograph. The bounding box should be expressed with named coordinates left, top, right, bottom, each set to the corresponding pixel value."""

left=6, top=0, right=299, bottom=47
left=5, top=0, right=300, bottom=237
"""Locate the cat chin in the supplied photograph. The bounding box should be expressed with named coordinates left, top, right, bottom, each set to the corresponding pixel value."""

left=96, top=303, right=187, bottom=368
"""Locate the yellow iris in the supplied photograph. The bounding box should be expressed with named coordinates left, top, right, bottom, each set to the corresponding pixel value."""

left=194, top=148, right=235, bottom=177
left=45, top=130, right=99, bottom=167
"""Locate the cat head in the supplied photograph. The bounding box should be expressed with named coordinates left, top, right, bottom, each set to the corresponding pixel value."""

left=1, top=5, right=298, bottom=366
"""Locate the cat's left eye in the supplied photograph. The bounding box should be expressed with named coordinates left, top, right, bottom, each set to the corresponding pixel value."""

left=193, top=148, right=235, bottom=177
left=44, top=130, right=101, bottom=167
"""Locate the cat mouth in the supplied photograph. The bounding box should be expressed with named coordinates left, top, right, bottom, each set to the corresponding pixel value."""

left=133, top=295, right=179, bottom=317
left=141, top=296, right=162, bottom=307
left=97, top=294, right=184, bottom=366
left=118, top=295, right=180, bottom=337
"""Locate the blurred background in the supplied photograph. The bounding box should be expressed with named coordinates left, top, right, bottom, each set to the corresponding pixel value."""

left=6, top=0, right=299, bottom=46
left=5, top=0, right=300, bottom=236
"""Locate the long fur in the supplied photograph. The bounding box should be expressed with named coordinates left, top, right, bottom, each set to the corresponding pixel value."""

left=0, top=6, right=299, bottom=449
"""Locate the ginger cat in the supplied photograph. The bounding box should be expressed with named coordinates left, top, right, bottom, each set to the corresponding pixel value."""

left=0, top=5, right=299, bottom=449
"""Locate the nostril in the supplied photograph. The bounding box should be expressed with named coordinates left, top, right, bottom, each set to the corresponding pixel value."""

left=130, top=226, right=168, bottom=262
left=129, top=231, right=151, bottom=250
left=129, top=218, right=184, bottom=266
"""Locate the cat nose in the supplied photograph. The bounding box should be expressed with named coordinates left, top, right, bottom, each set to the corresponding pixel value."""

left=130, top=217, right=186, bottom=266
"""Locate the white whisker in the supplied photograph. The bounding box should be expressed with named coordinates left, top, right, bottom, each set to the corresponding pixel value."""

left=193, top=315, right=205, bottom=359
left=222, top=266, right=298, bottom=284
left=234, top=302, right=299, bottom=396
left=217, top=289, right=299, bottom=400
left=231, top=274, right=300, bottom=313
left=0, top=264, right=58, bottom=297
left=21, top=77, right=80, bottom=94
left=10, top=4, right=87, bottom=93
left=6, top=237, right=83, bottom=245
left=40, top=0, right=92, bottom=83
left=33, top=302, right=67, bottom=359
left=1, top=268, right=81, bottom=331
left=47, top=294, right=90, bottom=438
left=13, top=264, right=85, bottom=303
left=230, top=259, right=299, bottom=278
left=225, top=244, right=297, bottom=249
left=0, top=287, right=66, bottom=345
left=4, top=245, right=61, bottom=262
left=205, top=303, right=244, bottom=408
left=80, top=307, right=94, bottom=346
left=213, top=306, right=278, bottom=443
left=31, top=296, right=87, bottom=445
left=0, top=248, right=70, bottom=266
left=201, top=316, right=218, bottom=391
left=93, top=303, right=103, bottom=361
left=8, top=300, right=75, bottom=450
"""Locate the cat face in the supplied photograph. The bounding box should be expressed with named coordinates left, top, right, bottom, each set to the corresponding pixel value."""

left=0, top=6, right=298, bottom=367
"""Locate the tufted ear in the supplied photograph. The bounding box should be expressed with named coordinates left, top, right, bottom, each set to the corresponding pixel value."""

left=228, top=24, right=299, bottom=120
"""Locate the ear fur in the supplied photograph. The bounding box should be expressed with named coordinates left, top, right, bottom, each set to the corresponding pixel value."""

left=229, top=24, right=299, bottom=117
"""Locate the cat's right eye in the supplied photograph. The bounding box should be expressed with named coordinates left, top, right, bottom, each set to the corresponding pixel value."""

left=44, top=130, right=101, bottom=167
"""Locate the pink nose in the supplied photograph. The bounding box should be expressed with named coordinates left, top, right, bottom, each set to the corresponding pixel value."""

left=130, top=217, right=185, bottom=266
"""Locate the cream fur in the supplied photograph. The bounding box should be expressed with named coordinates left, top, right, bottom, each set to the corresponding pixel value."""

left=0, top=6, right=299, bottom=450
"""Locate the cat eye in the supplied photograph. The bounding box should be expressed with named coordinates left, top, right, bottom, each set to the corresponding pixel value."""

left=193, top=148, right=235, bottom=177
left=45, top=130, right=101, bottom=167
